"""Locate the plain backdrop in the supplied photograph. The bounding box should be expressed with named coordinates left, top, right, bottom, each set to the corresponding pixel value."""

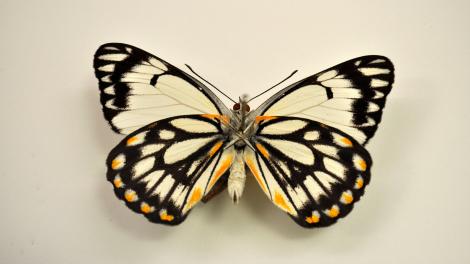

left=1, top=0, right=469, bottom=263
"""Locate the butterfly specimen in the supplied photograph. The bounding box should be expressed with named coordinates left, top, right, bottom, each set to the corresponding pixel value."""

left=93, top=43, right=394, bottom=227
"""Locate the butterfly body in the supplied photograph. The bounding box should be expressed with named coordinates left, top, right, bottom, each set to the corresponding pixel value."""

left=203, top=98, right=258, bottom=203
left=94, top=43, right=394, bottom=227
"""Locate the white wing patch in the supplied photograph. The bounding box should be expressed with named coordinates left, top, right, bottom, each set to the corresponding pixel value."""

left=304, top=131, right=320, bottom=141
left=304, top=176, right=327, bottom=202
left=170, top=118, right=219, bottom=133
left=313, top=144, right=339, bottom=158
left=315, top=171, right=339, bottom=191
left=316, top=69, right=338, bottom=82
left=156, top=75, right=219, bottom=114
left=112, top=105, right=208, bottom=135
left=321, top=78, right=353, bottom=88
left=159, top=129, right=175, bottom=140
left=264, top=85, right=328, bottom=116
left=132, top=156, right=155, bottom=179
left=170, top=184, right=188, bottom=208
left=302, top=107, right=374, bottom=126
left=131, top=64, right=165, bottom=75
left=287, top=185, right=309, bottom=209
left=323, top=157, right=347, bottom=180
left=140, top=170, right=164, bottom=192
left=163, top=137, right=216, bottom=164
left=152, top=175, right=175, bottom=197
left=98, top=53, right=128, bottom=61
left=358, top=67, right=390, bottom=76
left=371, top=79, right=389, bottom=87
left=260, top=119, right=308, bottom=135
left=261, top=138, right=315, bottom=165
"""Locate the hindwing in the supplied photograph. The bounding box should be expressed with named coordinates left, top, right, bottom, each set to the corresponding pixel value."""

left=106, top=115, right=233, bottom=224
left=245, top=117, right=372, bottom=227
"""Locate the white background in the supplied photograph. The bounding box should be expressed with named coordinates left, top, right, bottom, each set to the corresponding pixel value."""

left=1, top=0, right=469, bottom=263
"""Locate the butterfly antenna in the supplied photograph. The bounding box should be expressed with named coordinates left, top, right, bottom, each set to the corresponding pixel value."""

left=247, top=70, right=298, bottom=103
left=185, top=64, right=237, bottom=104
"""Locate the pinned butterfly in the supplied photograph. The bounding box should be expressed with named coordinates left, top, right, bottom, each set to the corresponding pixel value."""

left=93, top=43, right=394, bottom=227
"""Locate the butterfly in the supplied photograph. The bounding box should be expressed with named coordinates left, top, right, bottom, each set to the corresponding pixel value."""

left=93, top=43, right=394, bottom=228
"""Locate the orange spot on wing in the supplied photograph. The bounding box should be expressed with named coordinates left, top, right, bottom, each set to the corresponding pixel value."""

left=219, top=115, right=229, bottom=125
left=209, top=141, right=223, bottom=157
left=341, top=137, right=353, bottom=147
left=358, top=159, right=367, bottom=171
left=159, top=210, right=174, bottom=222
left=326, top=205, right=340, bottom=218
left=113, top=177, right=123, bottom=188
left=111, top=159, right=121, bottom=170
left=355, top=177, right=364, bottom=189
left=201, top=114, right=218, bottom=119
left=140, top=202, right=153, bottom=214
left=201, top=114, right=229, bottom=124
left=183, top=187, right=206, bottom=212
left=189, top=188, right=202, bottom=205
left=124, top=190, right=137, bottom=202
left=246, top=159, right=268, bottom=194
left=256, top=143, right=270, bottom=159
left=341, top=191, right=354, bottom=204
left=274, top=191, right=293, bottom=214
left=305, top=212, right=320, bottom=224
left=126, top=136, right=138, bottom=146
left=208, top=155, right=233, bottom=189
left=255, top=116, right=277, bottom=123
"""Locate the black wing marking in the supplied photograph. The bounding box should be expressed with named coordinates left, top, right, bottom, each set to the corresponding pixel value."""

left=106, top=115, right=233, bottom=225
left=94, top=43, right=230, bottom=134
left=250, top=56, right=394, bottom=145
left=245, top=117, right=372, bottom=228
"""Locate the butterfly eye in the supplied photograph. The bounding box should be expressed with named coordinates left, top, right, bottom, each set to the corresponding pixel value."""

left=233, top=103, right=241, bottom=111
left=243, top=104, right=250, bottom=112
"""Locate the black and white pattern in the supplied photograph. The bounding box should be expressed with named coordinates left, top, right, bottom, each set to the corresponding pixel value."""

left=245, top=117, right=371, bottom=227
left=94, top=43, right=230, bottom=134
left=94, top=43, right=394, bottom=228
left=106, top=115, right=233, bottom=225
left=249, top=56, right=394, bottom=145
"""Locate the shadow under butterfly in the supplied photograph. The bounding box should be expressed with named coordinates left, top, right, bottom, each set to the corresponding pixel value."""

left=93, top=43, right=394, bottom=228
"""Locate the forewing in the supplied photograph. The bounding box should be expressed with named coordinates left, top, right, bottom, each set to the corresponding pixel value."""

left=106, top=115, right=234, bottom=225
left=94, top=43, right=230, bottom=134
left=250, top=56, right=394, bottom=144
left=245, top=117, right=372, bottom=227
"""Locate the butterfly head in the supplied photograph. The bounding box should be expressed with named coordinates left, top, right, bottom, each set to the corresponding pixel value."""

left=232, top=94, right=251, bottom=113
left=232, top=102, right=250, bottom=112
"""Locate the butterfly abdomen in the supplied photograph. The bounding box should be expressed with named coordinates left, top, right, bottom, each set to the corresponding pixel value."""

left=228, top=150, right=246, bottom=203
